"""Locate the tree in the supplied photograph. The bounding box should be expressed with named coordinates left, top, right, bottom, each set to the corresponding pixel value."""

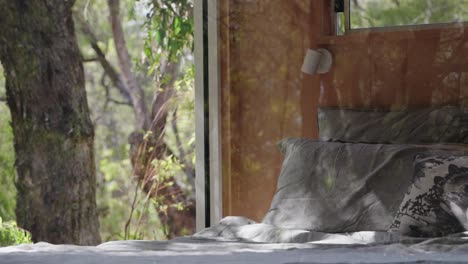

left=0, top=0, right=101, bottom=245
left=77, top=0, right=195, bottom=239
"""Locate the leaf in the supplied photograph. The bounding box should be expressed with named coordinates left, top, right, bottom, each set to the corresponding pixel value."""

left=143, top=44, right=153, bottom=61
left=173, top=17, right=182, bottom=34
left=155, top=29, right=166, bottom=46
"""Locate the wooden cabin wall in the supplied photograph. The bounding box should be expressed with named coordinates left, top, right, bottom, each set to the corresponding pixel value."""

left=320, top=28, right=468, bottom=109
left=219, top=0, right=468, bottom=221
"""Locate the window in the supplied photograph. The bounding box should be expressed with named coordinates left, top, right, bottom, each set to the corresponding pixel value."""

left=338, top=0, right=468, bottom=33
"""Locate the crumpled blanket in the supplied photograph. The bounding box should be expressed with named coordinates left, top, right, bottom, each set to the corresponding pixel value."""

left=195, top=216, right=406, bottom=244
left=2, top=216, right=468, bottom=264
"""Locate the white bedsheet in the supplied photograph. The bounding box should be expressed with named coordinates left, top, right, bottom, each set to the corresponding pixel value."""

left=1, top=217, right=468, bottom=264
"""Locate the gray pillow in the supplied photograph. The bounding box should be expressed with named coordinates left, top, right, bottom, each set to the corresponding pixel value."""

left=262, top=138, right=467, bottom=232
left=389, top=155, right=468, bottom=237
left=318, top=106, right=468, bottom=144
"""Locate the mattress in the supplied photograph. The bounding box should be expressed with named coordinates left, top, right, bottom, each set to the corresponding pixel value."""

left=1, top=217, right=468, bottom=264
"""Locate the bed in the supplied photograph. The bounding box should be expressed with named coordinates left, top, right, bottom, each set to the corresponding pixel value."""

left=2, top=219, right=468, bottom=264
left=1, top=106, right=468, bottom=264
left=2, top=221, right=468, bottom=264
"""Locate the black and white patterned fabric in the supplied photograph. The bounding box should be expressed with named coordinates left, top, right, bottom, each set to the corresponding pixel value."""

left=389, top=156, right=468, bottom=237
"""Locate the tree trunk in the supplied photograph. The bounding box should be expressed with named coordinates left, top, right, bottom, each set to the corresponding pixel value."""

left=0, top=0, right=101, bottom=245
left=108, top=0, right=150, bottom=131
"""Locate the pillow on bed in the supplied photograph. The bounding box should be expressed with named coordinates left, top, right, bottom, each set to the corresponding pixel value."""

left=262, top=138, right=467, bottom=233
left=318, top=106, right=468, bottom=144
left=389, top=155, right=468, bottom=237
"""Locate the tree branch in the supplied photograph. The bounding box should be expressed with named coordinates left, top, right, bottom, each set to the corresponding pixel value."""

left=108, top=0, right=150, bottom=130
left=171, top=109, right=195, bottom=181
left=101, top=74, right=132, bottom=106
left=92, top=73, right=111, bottom=124
left=150, top=61, right=180, bottom=136
left=171, top=109, right=187, bottom=163
left=76, top=15, right=133, bottom=106
left=82, top=57, right=99, bottom=63
left=109, top=98, right=132, bottom=106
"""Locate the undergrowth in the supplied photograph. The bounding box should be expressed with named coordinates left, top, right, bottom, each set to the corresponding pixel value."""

left=0, top=217, right=32, bottom=247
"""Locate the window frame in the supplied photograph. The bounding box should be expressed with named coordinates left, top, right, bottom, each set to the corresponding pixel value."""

left=194, top=0, right=223, bottom=231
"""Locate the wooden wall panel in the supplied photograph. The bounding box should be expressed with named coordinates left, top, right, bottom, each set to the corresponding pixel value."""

left=319, top=27, right=468, bottom=109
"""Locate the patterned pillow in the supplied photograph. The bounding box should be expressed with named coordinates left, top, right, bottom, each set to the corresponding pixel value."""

left=389, top=155, right=468, bottom=237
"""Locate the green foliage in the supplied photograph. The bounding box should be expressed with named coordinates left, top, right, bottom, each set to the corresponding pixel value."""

left=143, top=0, right=194, bottom=78
left=0, top=218, right=32, bottom=247
left=144, top=0, right=194, bottom=63
left=124, top=153, right=187, bottom=239
left=0, top=66, right=16, bottom=222
left=95, top=145, right=136, bottom=241
left=166, top=65, right=195, bottom=167
left=78, top=0, right=195, bottom=241
left=87, top=64, right=195, bottom=241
